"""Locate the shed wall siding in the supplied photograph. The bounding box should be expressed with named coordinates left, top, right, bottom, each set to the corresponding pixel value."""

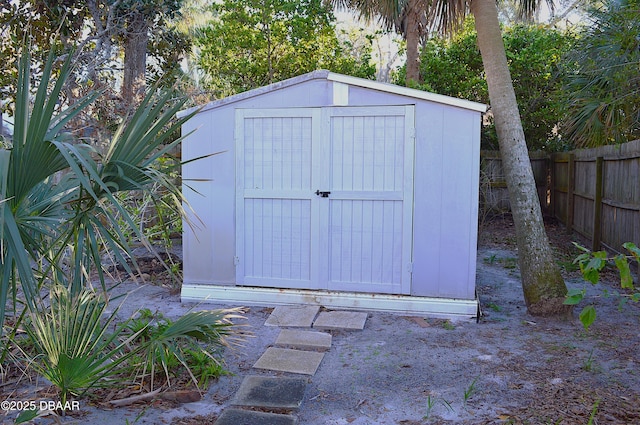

left=411, top=104, right=480, bottom=299
left=183, top=113, right=235, bottom=284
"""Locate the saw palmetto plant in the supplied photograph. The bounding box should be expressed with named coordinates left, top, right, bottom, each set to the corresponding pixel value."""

left=0, top=46, right=195, bottom=340
left=23, top=285, right=141, bottom=404
left=0, top=46, right=247, bottom=403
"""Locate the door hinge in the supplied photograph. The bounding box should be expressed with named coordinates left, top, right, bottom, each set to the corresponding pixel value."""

left=234, top=256, right=240, bottom=266
left=406, top=262, right=413, bottom=273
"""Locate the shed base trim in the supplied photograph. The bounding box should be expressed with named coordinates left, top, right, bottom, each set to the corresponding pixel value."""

left=181, top=284, right=479, bottom=321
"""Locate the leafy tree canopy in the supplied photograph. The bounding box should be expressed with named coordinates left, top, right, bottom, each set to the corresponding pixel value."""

left=0, top=0, right=196, bottom=154
left=395, top=19, right=576, bottom=151
left=196, top=0, right=376, bottom=98
left=0, top=1, right=191, bottom=114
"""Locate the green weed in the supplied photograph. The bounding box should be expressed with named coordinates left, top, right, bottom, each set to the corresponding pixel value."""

left=464, top=377, right=479, bottom=407
left=486, top=302, right=502, bottom=312
left=442, top=320, right=455, bottom=330
left=587, top=400, right=600, bottom=425
left=582, top=350, right=598, bottom=372
left=483, top=254, right=498, bottom=264
left=423, top=395, right=436, bottom=420
left=501, top=257, right=518, bottom=269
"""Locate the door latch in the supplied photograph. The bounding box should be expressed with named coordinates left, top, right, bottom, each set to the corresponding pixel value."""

left=315, top=190, right=331, bottom=198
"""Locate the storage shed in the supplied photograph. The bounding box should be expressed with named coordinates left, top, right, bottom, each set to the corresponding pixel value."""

left=179, top=70, right=487, bottom=319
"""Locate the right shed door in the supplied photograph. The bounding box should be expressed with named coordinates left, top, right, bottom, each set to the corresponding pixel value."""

left=322, top=106, right=415, bottom=295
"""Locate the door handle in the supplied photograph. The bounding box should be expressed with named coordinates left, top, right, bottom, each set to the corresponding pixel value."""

left=315, top=190, right=331, bottom=198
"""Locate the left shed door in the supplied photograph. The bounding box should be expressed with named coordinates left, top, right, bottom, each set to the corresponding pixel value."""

left=235, top=109, right=322, bottom=289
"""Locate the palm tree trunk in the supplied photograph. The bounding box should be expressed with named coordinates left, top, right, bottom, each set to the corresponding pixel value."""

left=470, top=0, right=571, bottom=316
left=404, top=0, right=421, bottom=84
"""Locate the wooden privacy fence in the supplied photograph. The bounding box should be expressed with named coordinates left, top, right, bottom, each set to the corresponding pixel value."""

left=480, top=139, right=640, bottom=253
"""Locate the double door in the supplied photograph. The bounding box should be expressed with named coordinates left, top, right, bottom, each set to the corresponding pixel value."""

left=235, top=106, right=414, bottom=295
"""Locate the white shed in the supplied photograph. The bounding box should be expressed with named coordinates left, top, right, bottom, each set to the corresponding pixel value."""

left=179, top=70, right=487, bottom=319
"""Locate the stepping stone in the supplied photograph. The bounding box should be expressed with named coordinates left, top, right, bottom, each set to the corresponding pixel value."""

left=313, top=311, right=368, bottom=330
left=214, top=408, right=297, bottom=425
left=265, top=305, right=320, bottom=328
left=232, top=376, right=307, bottom=410
left=253, top=347, right=324, bottom=375
left=275, top=329, right=332, bottom=351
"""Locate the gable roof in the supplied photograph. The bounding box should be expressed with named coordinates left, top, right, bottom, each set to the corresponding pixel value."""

left=178, top=70, right=487, bottom=117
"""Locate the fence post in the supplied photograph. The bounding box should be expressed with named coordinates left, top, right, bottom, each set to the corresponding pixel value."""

left=566, top=154, right=575, bottom=234
left=592, top=156, right=604, bottom=251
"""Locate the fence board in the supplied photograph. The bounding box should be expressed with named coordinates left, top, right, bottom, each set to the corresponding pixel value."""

left=551, top=156, right=569, bottom=222
left=573, top=195, right=594, bottom=239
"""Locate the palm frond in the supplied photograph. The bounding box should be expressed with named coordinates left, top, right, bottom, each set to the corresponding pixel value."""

left=426, top=0, right=467, bottom=36
left=562, top=1, right=640, bottom=146
left=325, top=0, right=406, bottom=29
left=1, top=203, right=38, bottom=314
left=131, top=308, right=246, bottom=390
left=2, top=44, right=200, bottom=359
left=516, top=0, right=553, bottom=21
left=25, top=286, right=144, bottom=403
left=8, top=49, right=98, bottom=208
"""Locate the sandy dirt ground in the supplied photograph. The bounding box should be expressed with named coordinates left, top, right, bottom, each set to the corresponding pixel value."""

left=2, top=216, right=639, bottom=424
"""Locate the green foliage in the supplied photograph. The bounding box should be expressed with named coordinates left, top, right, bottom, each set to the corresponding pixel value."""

left=119, top=156, right=184, bottom=246
left=579, top=305, right=597, bottom=331
left=588, top=399, right=601, bottom=424
left=422, top=393, right=454, bottom=420
left=21, top=288, right=243, bottom=403
left=486, top=302, right=502, bottom=312
left=395, top=19, right=576, bottom=151
left=0, top=1, right=87, bottom=106
left=126, top=308, right=244, bottom=390
left=182, top=345, right=230, bottom=388
left=196, top=0, right=376, bottom=97
left=442, top=320, right=455, bottom=330
left=14, top=409, right=46, bottom=424
left=0, top=0, right=193, bottom=130
left=148, top=26, right=193, bottom=87
left=562, top=0, right=640, bottom=147
left=0, top=45, right=195, bottom=347
left=582, top=349, right=597, bottom=372
left=424, top=395, right=437, bottom=420
left=463, top=377, right=479, bottom=407
left=0, top=23, right=244, bottom=408
left=22, top=286, right=141, bottom=404
left=565, top=242, right=640, bottom=330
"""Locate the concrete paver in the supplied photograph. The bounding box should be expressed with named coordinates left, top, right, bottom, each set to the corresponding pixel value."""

left=214, top=408, right=297, bottom=425
left=253, top=347, right=325, bottom=375
left=232, top=376, right=307, bottom=410
left=265, top=305, right=320, bottom=327
left=275, top=329, right=332, bottom=350
left=313, top=310, right=368, bottom=330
